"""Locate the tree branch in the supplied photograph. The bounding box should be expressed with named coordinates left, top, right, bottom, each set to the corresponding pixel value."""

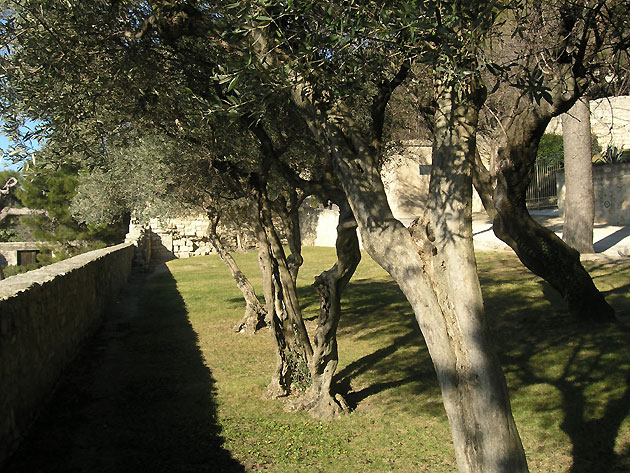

left=0, top=207, right=48, bottom=223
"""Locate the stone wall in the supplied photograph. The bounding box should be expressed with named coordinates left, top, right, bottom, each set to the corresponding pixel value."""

left=0, top=243, right=134, bottom=466
left=128, top=216, right=256, bottom=262
left=144, top=217, right=216, bottom=260
left=557, top=163, right=630, bottom=224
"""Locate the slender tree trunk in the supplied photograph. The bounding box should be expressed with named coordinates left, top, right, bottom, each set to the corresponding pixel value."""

left=291, top=198, right=360, bottom=419
left=562, top=98, right=595, bottom=253
left=206, top=215, right=267, bottom=333
left=274, top=190, right=304, bottom=282
left=253, top=209, right=292, bottom=398
left=259, top=188, right=313, bottom=365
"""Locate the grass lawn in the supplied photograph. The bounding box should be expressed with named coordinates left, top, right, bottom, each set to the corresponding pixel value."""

left=155, top=247, right=630, bottom=473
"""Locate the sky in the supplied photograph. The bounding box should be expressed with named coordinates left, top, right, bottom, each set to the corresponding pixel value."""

left=0, top=130, right=16, bottom=171
left=0, top=122, right=41, bottom=171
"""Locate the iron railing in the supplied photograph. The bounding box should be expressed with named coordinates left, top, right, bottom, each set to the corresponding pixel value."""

left=526, top=162, right=563, bottom=208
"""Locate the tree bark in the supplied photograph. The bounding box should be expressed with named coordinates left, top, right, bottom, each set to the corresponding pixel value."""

left=292, top=198, right=360, bottom=419
left=421, top=77, right=528, bottom=473
left=562, top=98, right=595, bottom=253
left=289, top=75, right=529, bottom=471
left=273, top=190, right=304, bottom=282
left=489, top=100, right=615, bottom=322
left=206, top=214, right=267, bottom=334
left=250, top=178, right=315, bottom=397
left=259, top=188, right=313, bottom=365
left=253, top=208, right=292, bottom=398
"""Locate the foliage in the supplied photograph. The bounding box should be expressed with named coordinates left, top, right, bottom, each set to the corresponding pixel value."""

left=536, top=133, right=565, bottom=166
left=593, top=145, right=630, bottom=165
left=70, top=134, right=189, bottom=225
left=2, top=260, right=41, bottom=277
left=17, top=158, right=127, bottom=250
left=535, top=132, right=610, bottom=167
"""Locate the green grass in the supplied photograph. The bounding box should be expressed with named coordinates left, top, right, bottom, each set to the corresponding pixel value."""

left=157, top=247, right=630, bottom=473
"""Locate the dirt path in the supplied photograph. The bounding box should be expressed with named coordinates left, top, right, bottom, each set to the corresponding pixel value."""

left=4, top=264, right=244, bottom=473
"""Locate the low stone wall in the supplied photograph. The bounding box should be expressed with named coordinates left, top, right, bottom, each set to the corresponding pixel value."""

left=127, top=216, right=257, bottom=262
left=0, top=243, right=134, bottom=466
left=557, top=163, right=630, bottom=224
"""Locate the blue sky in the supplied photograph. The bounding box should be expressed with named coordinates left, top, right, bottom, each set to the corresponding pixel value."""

left=0, top=130, right=16, bottom=171
left=0, top=122, right=41, bottom=171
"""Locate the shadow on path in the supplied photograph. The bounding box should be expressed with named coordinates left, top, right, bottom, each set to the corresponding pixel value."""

left=594, top=226, right=630, bottom=253
left=5, top=264, right=244, bottom=473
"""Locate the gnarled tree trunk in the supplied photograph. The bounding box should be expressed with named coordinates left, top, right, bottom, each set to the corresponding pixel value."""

left=473, top=9, right=615, bottom=322
left=490, top=102, right=614, bottom=322
left=253, top=209, right=292, bottom=398
left=259, top=187, right=313, bottom=364
left=291, top=198, right=360, bottom=419
left=292, top=74, right=529, bottom=471
left=250, top=178, right=314, bottom=397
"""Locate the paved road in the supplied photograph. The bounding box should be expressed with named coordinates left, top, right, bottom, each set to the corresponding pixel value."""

left=472, top=209, right=630, bottom=259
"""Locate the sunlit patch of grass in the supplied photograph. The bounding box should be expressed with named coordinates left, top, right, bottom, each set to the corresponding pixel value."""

left=164, top=248, right=630, bottom=473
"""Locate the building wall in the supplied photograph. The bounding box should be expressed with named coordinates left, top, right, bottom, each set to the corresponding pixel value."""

left=0, top=242, right=46, bottom=267
left=546, top=96, right=630, bottom=150
left=557, top=163, right=630, bottom=224
left=0, top=243, right=134, bottom=466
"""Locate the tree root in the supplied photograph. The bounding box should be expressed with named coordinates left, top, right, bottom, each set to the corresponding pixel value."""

left=284, top=391, right=350, bottom=420
left=232, top=303, right=268, bottom=333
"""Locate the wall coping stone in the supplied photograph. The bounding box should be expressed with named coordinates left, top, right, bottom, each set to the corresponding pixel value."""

left=0, top=242, right=134, bottom=300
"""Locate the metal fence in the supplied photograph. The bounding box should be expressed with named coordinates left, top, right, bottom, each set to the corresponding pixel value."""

left=526, top=162, right=563, bottom=208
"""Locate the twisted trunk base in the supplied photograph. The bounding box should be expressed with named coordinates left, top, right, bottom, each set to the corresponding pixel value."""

left=492, top=189, right=616, bottom=323
left=290, top=199, right=360, bottom=419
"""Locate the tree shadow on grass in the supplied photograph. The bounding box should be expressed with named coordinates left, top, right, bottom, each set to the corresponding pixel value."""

left=328, top=279, right=443, bottom=414
left=4, top=265, right=244, bottom=473
left=482, top=259, right=630, bottom=473
left=323, top=256, right=630, bottom=472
